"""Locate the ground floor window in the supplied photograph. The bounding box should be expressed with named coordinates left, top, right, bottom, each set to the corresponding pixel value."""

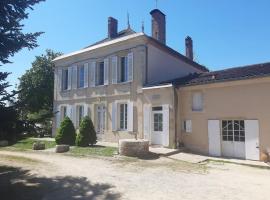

left=78, top=105, right=84, bottom=126
left=119, top=103, right=127, bottom=130
left=222, top=120, right=245, bottom=142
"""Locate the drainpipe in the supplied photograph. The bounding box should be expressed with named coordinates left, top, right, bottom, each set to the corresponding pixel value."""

left=173, top=85, right=179, bottom=148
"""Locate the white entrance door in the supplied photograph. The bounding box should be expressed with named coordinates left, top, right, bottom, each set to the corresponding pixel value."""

left=221, top=120, right=246, bottom=159
left=245, top=120, right=260, bottom=160
left=151, top=107, right=163, bottom=145
left=96, top=105, right=105, bottom=134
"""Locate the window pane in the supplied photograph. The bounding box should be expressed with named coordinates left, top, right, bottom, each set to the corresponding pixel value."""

left=228, top=136, right=233, bottom=141
left=79, top=67, right=84, bottom=88
left=240, top=131, right=245, bottom=137
left=222, top=136, right=227, bottom=141
left=228, top=121, right=233, bottom=130
left=234, top=136, right=239, bottom=141
left=234, top=121, right=239, bottom=130
left=222, top=121, right=227, bottom=129
left=240, top=137, right=245, bottom=142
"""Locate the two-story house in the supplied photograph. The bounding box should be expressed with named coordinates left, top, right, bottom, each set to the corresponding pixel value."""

left=53, top=8, right=270, bottom=161
left=52, top=9, right=207, bottom=147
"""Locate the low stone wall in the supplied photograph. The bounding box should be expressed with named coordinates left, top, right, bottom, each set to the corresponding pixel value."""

left=119, top=139, right=149, bottom=157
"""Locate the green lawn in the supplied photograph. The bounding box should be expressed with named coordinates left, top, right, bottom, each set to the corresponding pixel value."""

left=68, top=146, right=118, bottom=157
left=1, top=138, right=56, bottom=151
left=0, top=138, right=117, bottom=157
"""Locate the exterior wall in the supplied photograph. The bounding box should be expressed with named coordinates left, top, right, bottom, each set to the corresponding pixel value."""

left=178, top=77, right=270, bottom=156
left=143, top=86, right=176, bottom=148
left=147, top=43, right=201, bottom=84
left=53, top=37, right=148, bottom=142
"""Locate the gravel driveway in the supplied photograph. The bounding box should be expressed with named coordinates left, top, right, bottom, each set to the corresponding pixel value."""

left=0, top=150, right=269, bottom=200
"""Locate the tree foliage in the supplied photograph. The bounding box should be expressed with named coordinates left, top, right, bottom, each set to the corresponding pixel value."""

left=0, top=0, right=45, bottom=140
left=0, top=0, right=45, bottom=64
left=55, top=117, right=76, bottom=145
left=76, top=116, right=97, bottom=147
left=17, top=50, right=61, bottom=136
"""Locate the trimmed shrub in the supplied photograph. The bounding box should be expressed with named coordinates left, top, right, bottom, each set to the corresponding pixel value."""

left=76, top=116, right=97, bottom=147
left=55, top=117, right=76, bottom=145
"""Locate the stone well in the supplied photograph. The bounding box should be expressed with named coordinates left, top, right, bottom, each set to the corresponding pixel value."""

left=119, top=139, right=149, bottom=157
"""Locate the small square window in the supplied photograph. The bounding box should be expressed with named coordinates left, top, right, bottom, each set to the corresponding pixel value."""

left=192, top=92, right=203, bottom=111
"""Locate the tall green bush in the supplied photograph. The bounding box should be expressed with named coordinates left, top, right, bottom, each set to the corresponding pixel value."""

left=76, top=116, right=97, bottom=147
left=55, top=117, right=76, bottom=145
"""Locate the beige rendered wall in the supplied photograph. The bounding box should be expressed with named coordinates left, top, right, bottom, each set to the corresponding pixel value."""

left=143, top=86, right=176, bottom=148
left=178, top=77, right=270, bottom=156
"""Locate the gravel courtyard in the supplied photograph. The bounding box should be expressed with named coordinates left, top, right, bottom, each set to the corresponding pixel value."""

left=0, top=150, right=269, bottom=200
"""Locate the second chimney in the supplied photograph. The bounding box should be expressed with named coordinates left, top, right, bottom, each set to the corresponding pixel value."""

left=185, top=36, right=193, bottom=60
left=108, top=17, right=118, bottom=39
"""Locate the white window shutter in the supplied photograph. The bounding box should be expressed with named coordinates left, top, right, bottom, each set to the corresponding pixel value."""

left=83, top=104, right=88, bottom=117
left=58, top=68, right=62, bottom=92
left=89, top=61, right=96, bottom=87
left=208, top=120, right=221, bottom=156
left=127, top=52, right=133, bottom=81
left=71, top=105, right=76, bottom=127
left=67, top=105, right=72, bottom=119
left=56, top=105, right=61, bottom=128
left=112, top=102, right=117, bottom=131
left=143, top=104, right=151, bottom=140
left=67, top=67, right=72, bottom=90
left=127, top=101, right=134, bottom=132
left=111, top=56, right=118, bottom=84
left=162, top=104, right=170, bottom=146
left=72, top=66, right=77, bottom=89
left=84, top=63, right=89, bottom=88
left=186, top=120, right=192, bottom=132
left=104, top=58, right=109, bottom=85
left=192, top=92, right=203, bottom=111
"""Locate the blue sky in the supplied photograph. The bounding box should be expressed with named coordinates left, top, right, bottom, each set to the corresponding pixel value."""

left=2, top=0, right=270, bottom=91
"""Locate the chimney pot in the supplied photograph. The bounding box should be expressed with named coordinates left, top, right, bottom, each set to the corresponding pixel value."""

left=108, top=17, right=118, bottom=39
left=185, top=36, right=193, bottom=60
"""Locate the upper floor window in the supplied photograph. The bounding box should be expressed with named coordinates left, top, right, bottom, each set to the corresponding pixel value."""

left=119, top=56, right=128, bottom=82
left=192, top=92, right=203, bottom=111
left=96, top=61, right=105, bottom=86
left=62, top=69, right=69, bottom=90
left=78, top=65, right=85, bottom=88
left=112, top=52, right=133, bottom=84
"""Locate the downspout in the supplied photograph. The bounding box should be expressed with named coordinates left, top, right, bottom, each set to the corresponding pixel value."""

left=173, top=84, right=179, bottom=148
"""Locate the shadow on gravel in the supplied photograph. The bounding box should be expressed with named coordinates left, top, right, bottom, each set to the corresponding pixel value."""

left=136, top=152, right=160, bottom=160
left=0, top=165, right=121, bottom=200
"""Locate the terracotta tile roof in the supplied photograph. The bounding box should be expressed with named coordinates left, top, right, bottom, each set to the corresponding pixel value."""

left=149, top=62, right=270, bottom=87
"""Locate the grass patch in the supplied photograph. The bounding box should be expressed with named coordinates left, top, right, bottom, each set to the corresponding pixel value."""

left=67, top=146, right=118, bottom=157
left=0, top=138, right=56, bottom=151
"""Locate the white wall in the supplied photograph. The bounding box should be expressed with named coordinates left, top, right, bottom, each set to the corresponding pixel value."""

left=147, top=44, right=201, bottom=84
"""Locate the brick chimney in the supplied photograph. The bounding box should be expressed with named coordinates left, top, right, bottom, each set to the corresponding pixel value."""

left=185, top=36, right=193, bottom=60
left=108, top=17, right=118, bottom=39
left=150, top=9, right=166, bottom=44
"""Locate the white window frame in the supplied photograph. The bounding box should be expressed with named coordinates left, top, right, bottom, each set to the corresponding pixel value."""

left=222, top=120, right=245, bottom=142
left=118, top=56, right=128, bottom=83
left=183, top=120, right=192, bottom=133
left=77, top=105, right=84, bottom=127
left=77, top=65, right=85, bottom=88
left=192, top=92, right=203, bottom=112
left=118, top=103, right=128, bottom=131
